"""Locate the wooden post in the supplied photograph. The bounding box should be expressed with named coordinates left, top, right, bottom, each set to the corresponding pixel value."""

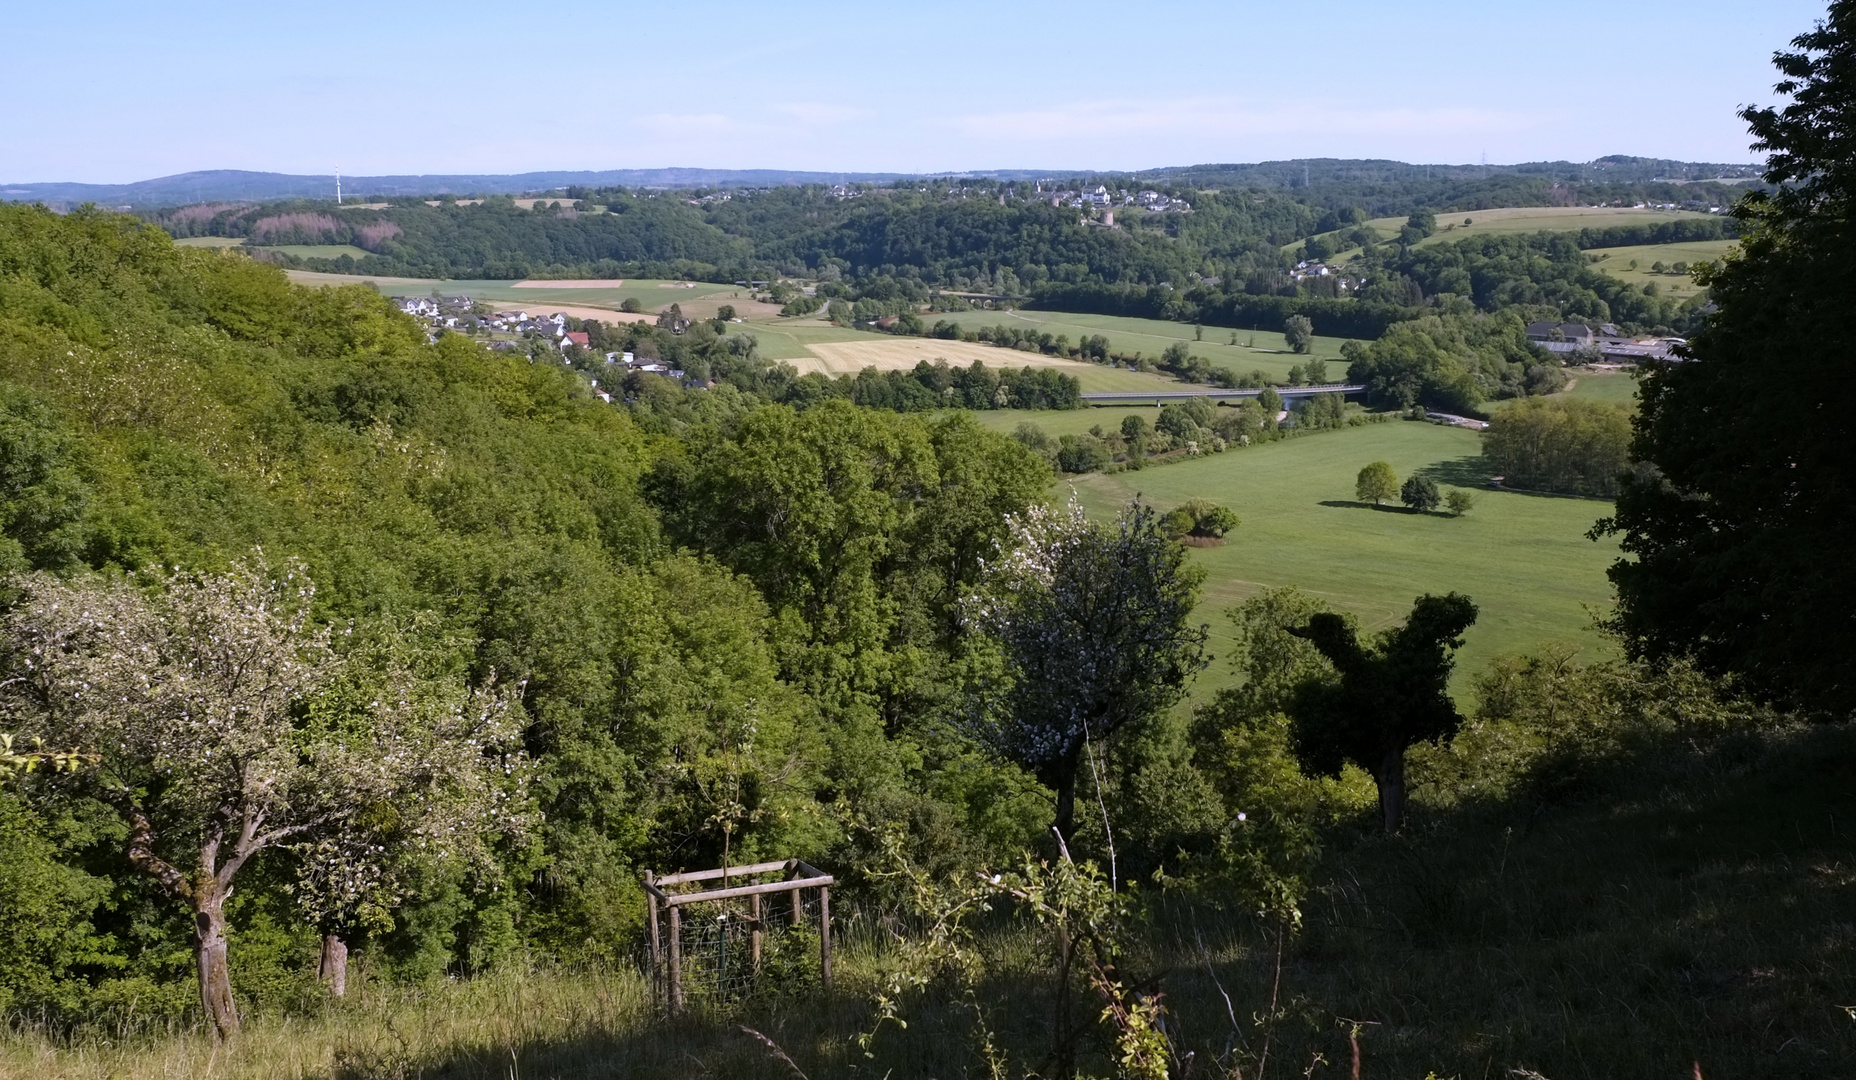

left=668, top=904, right=683, bottom=1014
left=645, top=876, right=660, bottom=969
left=818, top=885, right=832, bottom=989
left=750, top=892, right=763, bottom=972
left=791, top=880, right=803, bottom=927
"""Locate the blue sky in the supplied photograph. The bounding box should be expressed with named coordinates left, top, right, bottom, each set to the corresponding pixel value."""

left=2, top=0, right=1827, bottom=182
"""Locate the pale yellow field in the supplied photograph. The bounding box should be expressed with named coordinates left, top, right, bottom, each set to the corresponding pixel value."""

left=789, top=338, right=1098, bottom=375
left=512, top=279, right=625, bottom=289
left=495, top=305, right=656, bottom=324
left=284, top=269, right=444, bottom=289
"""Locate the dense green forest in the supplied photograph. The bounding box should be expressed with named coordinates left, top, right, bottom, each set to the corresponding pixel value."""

left=0, top=203, right=1071, bottom=1021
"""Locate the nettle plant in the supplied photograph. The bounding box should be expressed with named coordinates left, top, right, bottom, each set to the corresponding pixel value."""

left=0, top=561, right=530, bottom=1038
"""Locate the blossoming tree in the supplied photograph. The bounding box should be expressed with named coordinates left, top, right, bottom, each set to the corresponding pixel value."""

left=969, top=500, right=1207, bottom=845
left=0, top=562, right=530, bottom=1037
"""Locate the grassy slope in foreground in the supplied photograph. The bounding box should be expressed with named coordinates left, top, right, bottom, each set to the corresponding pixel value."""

left=1061, top=420, right=1619, bottom=697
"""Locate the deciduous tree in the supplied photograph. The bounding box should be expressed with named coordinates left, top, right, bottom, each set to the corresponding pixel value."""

left=1601, top=1, right=1856, bottom=715
left=0, top=563, right=529, bottom=1034
left=1356, top=461, right=1398, bottom=505
left=1284, top=593, right=1479, bottom=832
left=969, top=500, right=1207, bottom=845
left=1283, top=315, right=1314, bottom=354
left=1400, top=475, right=1441, bottom=512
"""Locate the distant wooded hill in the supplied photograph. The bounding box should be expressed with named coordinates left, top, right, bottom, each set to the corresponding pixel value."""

left=2, top=157, right=1757, bottom=209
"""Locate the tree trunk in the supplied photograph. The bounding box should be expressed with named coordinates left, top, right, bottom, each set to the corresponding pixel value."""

left=1051, top=767, right=1077, bottom=851
left=319, top=933, right=349, bottom=997
left=194, top=887, right=240, bottom=1039
left=1375, top=748, right=1409, bottom=834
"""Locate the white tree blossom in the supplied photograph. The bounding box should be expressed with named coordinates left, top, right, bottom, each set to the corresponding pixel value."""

left=0, top=560, right=531, bottom=1032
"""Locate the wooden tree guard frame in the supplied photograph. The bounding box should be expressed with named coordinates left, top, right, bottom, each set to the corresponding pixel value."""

left=643, top=858, right=834, bottom=1013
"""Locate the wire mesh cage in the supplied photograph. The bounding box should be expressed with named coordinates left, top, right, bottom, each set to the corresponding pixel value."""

left=644, top=859, right=833, bottom=1013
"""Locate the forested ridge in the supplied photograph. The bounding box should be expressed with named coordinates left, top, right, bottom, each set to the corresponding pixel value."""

left=152, top=169, right=1737, bottom=343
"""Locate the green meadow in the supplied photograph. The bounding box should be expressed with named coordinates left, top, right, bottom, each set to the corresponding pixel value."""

left=281, top=271, right=739, bottom=310
left=1050, top=419, right=1619, bottom=699
left=923, top=308, right=1357, bottom=381
left=1553, top=367, right=1642, bottom=406
left=1366, top=205, right=1719, bottom=245
left=1586, top=238, right=1737, bottom=303
left=260, top=244, right=376, bottom=260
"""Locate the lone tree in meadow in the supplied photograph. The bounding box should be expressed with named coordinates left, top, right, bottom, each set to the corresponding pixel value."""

left=1356, top=461, right=1399, bottom=505
left=1401, top=474, right=1442, bottom=512
left=1284, top=593, right=1478, bottom=832
left=1283, top=314, right=1314, bottom=354
left=0, top=563, right=530, bottom=1035
left=971, top=500, right=1208, bottom=845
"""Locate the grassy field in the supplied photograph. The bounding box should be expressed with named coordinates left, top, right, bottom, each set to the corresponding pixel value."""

left=1558, top=367, right=1642, bottom=406
left=1057, top=420, right=1618, bottom=699
left=1364, top=205, right=1719, bottom=247
left=281, top=272, right=743, bottom=311
left=1586, top=238, right=1737, bottom=303
left=924, top=308, right=1356, bottom=382
left=975, top=406, right=1164, bottom=439
left=173, top=236, right=244, bottom=248
left=259, top=244, right=375, bottom=260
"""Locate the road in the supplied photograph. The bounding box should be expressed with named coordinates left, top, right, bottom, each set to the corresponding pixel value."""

left=1079, top=384, right=1365, bottom=405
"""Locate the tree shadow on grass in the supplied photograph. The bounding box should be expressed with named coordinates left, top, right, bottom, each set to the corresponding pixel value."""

left=1318, top=500, right=1425, bottom=514
left=1414, top=455, right=1493, bottom=488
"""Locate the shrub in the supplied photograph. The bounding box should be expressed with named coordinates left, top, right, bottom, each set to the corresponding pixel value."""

left=1161, top=497, right=1240, bottom=541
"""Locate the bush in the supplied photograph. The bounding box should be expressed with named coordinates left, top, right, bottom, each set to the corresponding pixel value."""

left=1161, top=497, right=1240, bottom=540
left=1444, top=489, right=1476, bottom=516
left=1056, top=433, right=1112, bottom=474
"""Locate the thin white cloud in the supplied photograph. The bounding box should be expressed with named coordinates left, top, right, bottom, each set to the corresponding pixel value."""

left=940, top=96, right=1545, bottom=143
left=771, top=102, right=873, bottom=126
left=635, top=112, right=734, bottom=136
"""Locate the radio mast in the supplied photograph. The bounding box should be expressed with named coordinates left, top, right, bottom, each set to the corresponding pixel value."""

left=336, top=168, right=342, bottom=205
